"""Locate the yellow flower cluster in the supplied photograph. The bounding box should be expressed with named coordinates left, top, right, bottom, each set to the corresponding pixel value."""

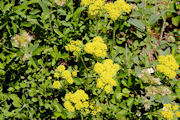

left=81, top=0, right=94, bottom=7
left=84, top=36, right=107, bottom=57
left=161, top=104, right=180, bottom=120
left=53, top=81, right=61, bottom=89
left=88, top=0, right=105, bottom=17
left=156, top=54, right=179, bottom=79
left=57, top=65, right=66, bottom=72
left=64, top=89, right=89, bottom=112
left=54, top=65, right=75, bottom=84
left=88, top=102, right=102, bottom=115
left=94, top=59, right=120, bottom=94
left=65, top=40, right=82, bottom=56
left=61, top=70, right=74, bottom=84
left=82, top=0, right=131, bottom=20
left=104, top=0, right=131, bottom=21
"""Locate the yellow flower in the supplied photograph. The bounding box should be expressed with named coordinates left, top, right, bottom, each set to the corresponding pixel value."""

left=65, top=92, right=73, bottom=100
left=92, top=110, right=97, bottom=115
left=90, top=104, right=94, bottom=109
left=104, top=85, right=112, bottom=94
left=72, top=71, right=77, bottom=77
left=64, top=101, right=75, bottom=112
left=64, top=89, right=89, bottom=111
left=75, top=101, right=84, bottom=110
left=104, top=0, right=131, bottom=21
left=84, top=36, right=107, bottom=57
left=57, top=65, right=66, bottom=72
left=164, top=104, right=172, bottom=110
left=175, top=111, right=180, bottom=117
left=75, top=40, right=82, bottom=46
left=94, top=62, right=104, bottom=74
left=73, top=51, right=78, bottom=56
left=62, top=70, right=71, bottom=79
left=93, top=36, right=104, bottom=43
left=67, top=77, right=74, bottom=84
left=53, top=81, right=61, bottom=89
left=65, top=40, right=82, bottom=56
left=54, top=72, right=59, bottom=78
left=157, top=54, right=179, bottom=79
left=83, top=101, right=89, bottom=108
left=81, top=0, right=94, bottom=7
left=85, top=109, right=90, bottom=114
left=97, top=106, right=102, bottom=112
left=172, top=104, right=179, bottom=111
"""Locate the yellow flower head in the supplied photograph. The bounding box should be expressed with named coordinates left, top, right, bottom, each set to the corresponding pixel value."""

left=164, top=104, right=172, bottom=110
left=104, top=84, right=112, bottom=94
left=65, top=40, right=82, bottom=56
left=97, top=106, right=102, bottom=112
left=64, top=89, right=89, bottom=111
left=92, top=110, right=97, bottom=115
left=64, top=101, right=75, bottom=112
left=54, top=72, right=59, bottom=78
left=81, top=0, right=94, bottom=7
left=67, top=77, right=74, bottom=84
left=85, top=109, right=90, bottom=114
left=84, top=36, right=107, bottom=57
left=53, top=81, right=61, bottom=89
left=72, top=71, right=77, bottom=77
left=172, top=104, right=179, bottom=111
left=62, top=70, right=71, bottom=79
left=57, top=65, right=66, bottom=72
left=175, top=111, right=180, bottom=117
left=83, top=101, right=89, bottom=108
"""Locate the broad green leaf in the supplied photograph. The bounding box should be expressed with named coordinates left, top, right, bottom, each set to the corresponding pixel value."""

left=127, top=18, right=145, bottom=32
left=172, top=16, right=180, bottom=27
left=54, top=29, right=64, bottom=38
left=73, top=7, right=85, bottom=22
left=0, top=22, right=8, bottom=30
left=127, top=98, right=134, bottom=107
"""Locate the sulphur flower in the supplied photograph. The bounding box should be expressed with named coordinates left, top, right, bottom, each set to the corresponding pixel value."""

left=54, top=72, right=59, bottom=78
left=67, top=77, right=74, bottom=84
left=172, top=104, right=179, bottom=111
left=104, top=85, right=112, bottom=94
left=175, top=111, right=180, bottom=117
left=85, top=109, right=90, bottom=114
left=53, top=81, right=61, bottom=89
left=83, top=101, right=89, bottom=108
left=72, top=71, right=77, bottom=77
left=57, top=65, right=66, bottom=72
left=92, top=110, right=97, bottom=115
left=64, top=101, right=75, bottom=112
left=84, top=36, right=107, bottom=57
left=157, top=54, right=179, bottom=79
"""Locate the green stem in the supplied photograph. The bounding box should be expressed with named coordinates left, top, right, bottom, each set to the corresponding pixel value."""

left=81, top=114, right=83, bottom=120
left=96, top=17, right=99, bottom=35
left=111, top=21, right=116, bottom=59
left=80, top=56, right=88, bottom=79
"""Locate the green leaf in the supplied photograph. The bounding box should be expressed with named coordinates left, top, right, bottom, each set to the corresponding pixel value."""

left=172, top=16, right=180, bottom=27
left=0, top=22, right=8, bottom=30
left=54, top=103, right=63, bottom=112
left=148, top=10, right=166, bottom=25
left=54, top=29, right=64, bottom=38
left=73, top=7, right=85, bottom=22
left=127, top=18, right=145, bottom=32
left=127, top=98, right=134, bottom=107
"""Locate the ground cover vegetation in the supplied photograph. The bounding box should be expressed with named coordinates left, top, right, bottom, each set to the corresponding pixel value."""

left=0, top=0, right=180, bottom=119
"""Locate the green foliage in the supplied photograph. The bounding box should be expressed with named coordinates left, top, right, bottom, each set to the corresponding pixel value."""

left=0, top=0, right=179, bottom=119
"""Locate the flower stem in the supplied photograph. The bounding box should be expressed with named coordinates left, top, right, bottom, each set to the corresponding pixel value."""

left=80, top=56, right=88, bottom=79
left=111, top=21, right=116, bottom=59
